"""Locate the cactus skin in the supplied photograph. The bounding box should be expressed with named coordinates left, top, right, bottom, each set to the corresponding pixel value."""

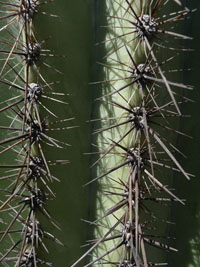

left=71, top=1, right=194, bottom=267
left=167, top=1, right=200, bottom=266
left=0, top=1, right=197, bottom=266
left=0, top=0, right=94, bottom=266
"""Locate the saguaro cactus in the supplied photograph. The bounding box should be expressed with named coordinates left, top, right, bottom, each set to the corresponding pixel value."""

left=71, top=1, right=194, bottom=266
left=0, top=0, right=94, bottom=266
left=0, top=0, right=197, bottom=267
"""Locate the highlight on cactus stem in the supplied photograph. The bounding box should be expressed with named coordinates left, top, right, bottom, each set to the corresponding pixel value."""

left=71, top=0, right=195, bottom=266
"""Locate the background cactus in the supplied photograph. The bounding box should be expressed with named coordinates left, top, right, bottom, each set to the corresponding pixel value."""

left=0, top=0, right=199, bottom=267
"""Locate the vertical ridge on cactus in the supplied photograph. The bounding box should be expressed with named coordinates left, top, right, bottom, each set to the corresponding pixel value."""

left=70, top=1, right=194, bottom=266
left=0, top=1, right=94, bottom=266
left=0, top=0, right=67, bottom=263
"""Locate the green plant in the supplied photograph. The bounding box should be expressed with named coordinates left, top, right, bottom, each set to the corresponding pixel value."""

left=0, top=1, right=94, bottom=266
left=0, top=0, right=198, bottom=267
left=71, top=1, right=195, bottom=266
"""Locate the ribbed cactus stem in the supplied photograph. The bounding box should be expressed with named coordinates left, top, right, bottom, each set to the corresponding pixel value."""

left=71, top=1, right=193, bottom=266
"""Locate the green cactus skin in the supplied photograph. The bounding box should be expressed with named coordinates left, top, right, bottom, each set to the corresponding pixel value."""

left=167, top=1, right=200, bottom=266
left=0, top=0, right=94, bottom=266
left=32, top=1, right=95, bottom=265
left=71, top=1, right=194, bottom=267
left=0, top=1, right=197, bottom=267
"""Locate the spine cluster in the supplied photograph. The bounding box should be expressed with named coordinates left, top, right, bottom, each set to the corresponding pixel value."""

left=0, top=1, right=70, bottom=266
left=73, top=1, right=193, bottom=266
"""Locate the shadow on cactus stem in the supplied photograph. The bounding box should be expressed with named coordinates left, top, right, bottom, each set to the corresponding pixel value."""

left=167, top=1, right=200, bottom=266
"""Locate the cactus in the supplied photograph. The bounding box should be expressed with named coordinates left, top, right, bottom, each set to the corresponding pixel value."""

left=0, top=0, right=94, bottom=266
left=0, top=0, right=198, bottom=267
left=71, top=1, right=195, bottom=266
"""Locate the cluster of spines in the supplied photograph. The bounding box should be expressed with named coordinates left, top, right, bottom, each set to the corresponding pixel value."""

left=72, top=1, right=193, bottom=266
left=0, top=1, right=70, bottom=266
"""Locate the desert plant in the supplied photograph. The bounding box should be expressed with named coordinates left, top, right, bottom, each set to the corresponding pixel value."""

left=0, top=1, right=94, bottom=266
left=0, top=0, right=198, bottom=267
left=71, top=1, right=195, bottom=266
